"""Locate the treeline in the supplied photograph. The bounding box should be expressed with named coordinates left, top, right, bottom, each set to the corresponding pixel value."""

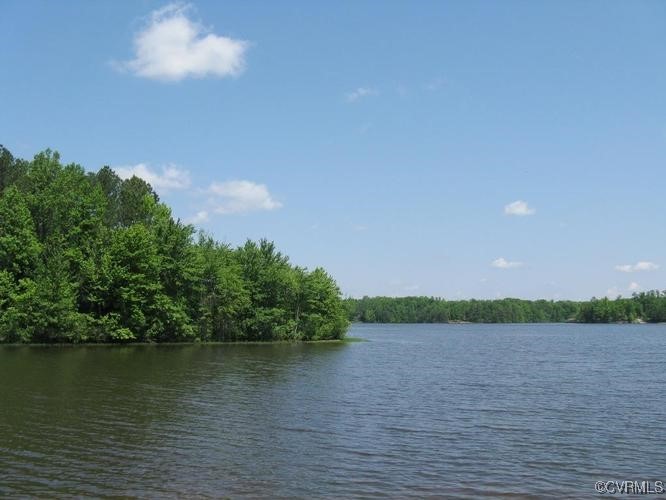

left=0, top=146, right=348, bottom=343
left=345, top=296, right=580, bottom=323
left=345, top=293, right=666, bottom=324
left=576, top=292, right=666, bottom=323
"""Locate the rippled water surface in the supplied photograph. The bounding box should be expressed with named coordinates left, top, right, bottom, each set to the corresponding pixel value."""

left=1, top=323, right=666, bottom=498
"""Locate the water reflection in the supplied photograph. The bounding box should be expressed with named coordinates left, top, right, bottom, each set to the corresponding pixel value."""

left=1, top=324, right=666, bottom=498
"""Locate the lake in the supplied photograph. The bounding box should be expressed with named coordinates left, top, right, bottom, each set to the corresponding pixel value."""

left=1, top=323, right=665, bottom=498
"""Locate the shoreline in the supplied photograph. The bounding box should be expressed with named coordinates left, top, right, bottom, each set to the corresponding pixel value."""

left=0, top=337, right=367, bottom=347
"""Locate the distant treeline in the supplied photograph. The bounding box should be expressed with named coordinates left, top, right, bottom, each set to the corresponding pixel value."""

left=345, top=292, right=666, bottom=324
left=0, top=146, right=348, bottom=343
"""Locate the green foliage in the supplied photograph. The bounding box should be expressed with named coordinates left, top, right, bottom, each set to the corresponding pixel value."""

left=0, top=145, right=28, bottom=193
left=346, top=293, right=666, bottom=324
left=298, top=268, right=349, bottom=340
left=0, top=186, right=41, bottom=278
left=0, top=146, right=348, bottom=343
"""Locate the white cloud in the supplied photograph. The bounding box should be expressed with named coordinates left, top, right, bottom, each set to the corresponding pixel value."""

left=614, top=261, right=660, bottom=273
left=606, top=282, right=642, bottom=298
left=345, top=87, right=377, bottom=103
left=208, top=180, right=281, bottom=215
left=492, top=257, right=523, bottom=269
left=504, top=200, right=535, bottom=216
left=186, top=210, right=209, bottom=224
left=118, top=3, right=248, bottom=81
left=115, top=163, right=191, bottom=193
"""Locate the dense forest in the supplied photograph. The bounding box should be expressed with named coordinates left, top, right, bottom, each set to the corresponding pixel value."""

left=0, top=146, right=349, bottom=343
left=345, top=292, right=666, bottom=324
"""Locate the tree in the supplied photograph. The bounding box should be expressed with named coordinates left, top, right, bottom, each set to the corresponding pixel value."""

left=117, top=177, right=158, bottom=227
left=0, top=186, right=41, bottom=279
left=0, top=145, right=28, bottom=192
left=298, top=268, right=349, bottom=340
left=0, top=146, right=349, bottom=343
left=94, top=166, right=123, bottom=227
left=3, top=249, right=87, bottom=343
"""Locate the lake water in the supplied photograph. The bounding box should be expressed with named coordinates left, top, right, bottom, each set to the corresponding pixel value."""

left=1, top=323, right=665, bottom=498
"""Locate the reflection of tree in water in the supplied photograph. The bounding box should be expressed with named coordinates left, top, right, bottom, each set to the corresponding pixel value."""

left=0, top=343, right=349, bottom=497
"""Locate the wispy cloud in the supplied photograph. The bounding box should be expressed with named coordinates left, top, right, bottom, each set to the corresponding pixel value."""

left=491, top=257, right=524, bottom=269
left=186, top=210, right=209, bottom=224
left=614, top=261, right=660, bottom=272
left=606, top=282, right=643, bottom=298
left=345, top=87, right=378, bottom=103
left=114, top=163, right=191, bottom=193
left=207, top=180, right=282, bottom=215
left=116, top=3, right=248, bottom=81
left=504, top=200, right=535, bottom=216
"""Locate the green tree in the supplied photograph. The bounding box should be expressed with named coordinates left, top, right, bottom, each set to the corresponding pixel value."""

left=117, top=177, right=158, bottom=227
left=0, top=146, right=350, bottom=343
left=0, top=186, right=41, bottom=279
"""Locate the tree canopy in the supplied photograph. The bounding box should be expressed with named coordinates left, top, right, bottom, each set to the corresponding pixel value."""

left=0, top=146, right=348, bottom=343
left=345, top=293, right=666, bottom=324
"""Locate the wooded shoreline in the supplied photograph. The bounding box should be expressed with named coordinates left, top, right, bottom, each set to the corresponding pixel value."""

left=345, top=294, right=666, bottom=324
left=0, top=146, right=349, bottom=344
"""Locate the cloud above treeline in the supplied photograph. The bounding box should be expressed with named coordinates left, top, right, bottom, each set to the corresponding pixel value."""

left=614, top=261, right=660, bottom=272
left=117, top=3, right=248, bottom=81
left=504, top=200, right=535, bottom=216
left=186, top=210, right=210, bottom=224
left=207, top=180, right=282, bottom=215
left=113, top=163, right=281, bottom=221
left=606, top=281, right=642, bottom=298
left=492, top=257, right=524, bottom=269
left=115, top=163, right=191, bottom=192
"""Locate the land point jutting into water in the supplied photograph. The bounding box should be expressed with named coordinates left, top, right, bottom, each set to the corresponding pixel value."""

left=0, top=146, right=348, bottom=344
left=1, top=146, right=666, bottom=344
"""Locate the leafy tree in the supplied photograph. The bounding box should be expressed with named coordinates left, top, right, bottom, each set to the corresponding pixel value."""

left=117, top=177, right=158, bottom=227
left=0, top=186, right=41, bottom=279
left=298, top=268, right=349, bottom=340
left=0, top=145, right=355, bottom=343
left=0, top=145, right=28, bottom=192
left=93, top=166, right=122, bottom=227
left=195, top=235, right=249, bottom=341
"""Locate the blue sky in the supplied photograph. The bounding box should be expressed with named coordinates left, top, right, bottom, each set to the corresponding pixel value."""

left=2, top=1, right=665, bottom=300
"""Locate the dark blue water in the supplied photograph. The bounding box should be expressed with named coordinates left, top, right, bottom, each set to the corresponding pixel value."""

left=1, top=323, right=665, bottom=498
